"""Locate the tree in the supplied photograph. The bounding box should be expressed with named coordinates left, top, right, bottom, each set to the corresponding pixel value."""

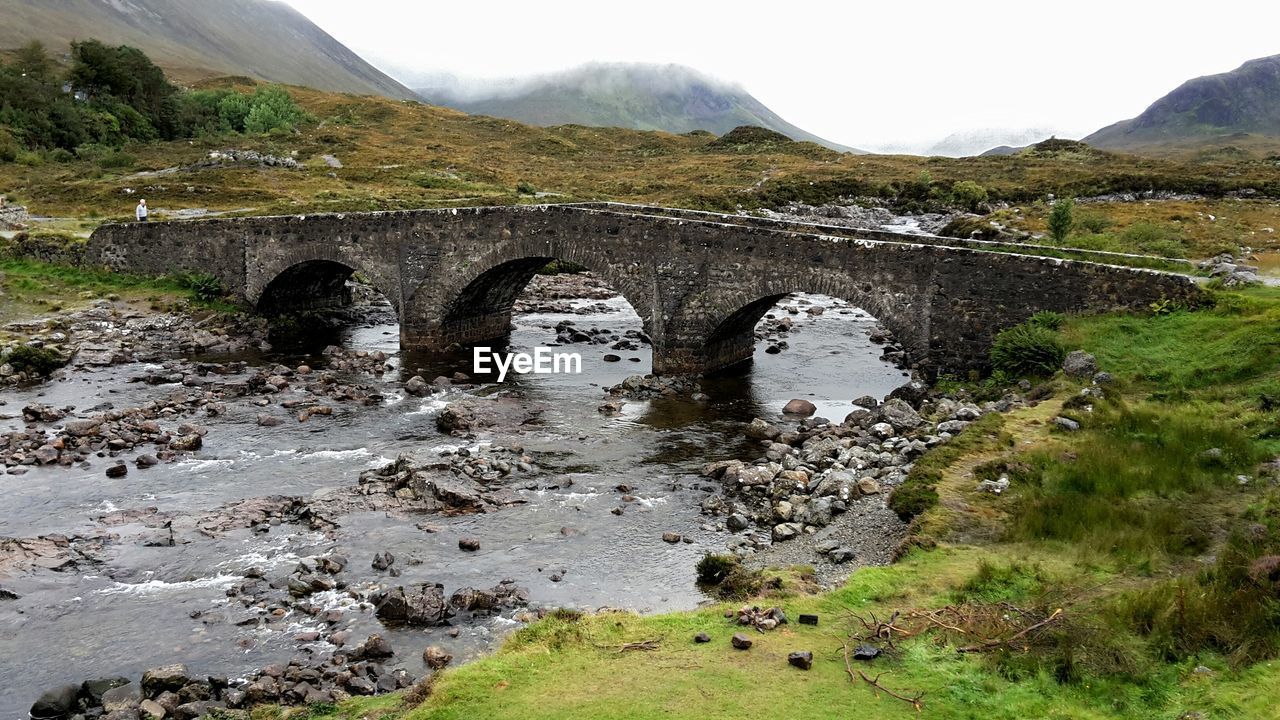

left=13, top=41, right=54, bottom=83
left=1048, top=198, right=1074, bottom=243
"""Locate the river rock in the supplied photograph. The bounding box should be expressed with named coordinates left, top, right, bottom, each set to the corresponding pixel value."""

left=81, top=677, right=130, bottom=705
left=458, top=537, right=481, bottom=551
left=106, top=462, right=128, bottom=478
left=782, top=399, right=817, bottom=416
left=1062, top=350, right=1098, bottom=379
left=887, top=380, right=928, bottom=408
left=772, top=523, right=801, bottom=541
left=404, top=375, right=430, bottom=397
left=139, top=699, right=166, bottom=720
left=102, top=683, right=142, bottom=712
left=874, top=399, right=922, bottom=431
left=372, top=583, right=454, bottom=626
left=731, top=633, right=753, bottom=649
left=350, top=633, right=395, bottom=660
left=63, top=418, right=102, bottom=437
left=726, top=513, right=750, bottom=531
left=423, top=645, right=453, bottom=669
left=141, top=664, right=191, bottom=696
left=168, top=434, right=202, bottom=452
left=30, top=684, right=79, bottom=720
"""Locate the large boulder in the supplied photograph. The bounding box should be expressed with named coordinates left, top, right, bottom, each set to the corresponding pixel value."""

left=887, top=380, right=928, bottom=409
left=1062, top=350, right=1098, bottom=379
left=782, top=399, right=817, bottom=416
left=140, top=665, right=191, bottom=696
left=30, top=685, right=79, bottom=720
left=874, top=399, right=922, bottom=432
left=372, top=583, right=454, bottom=626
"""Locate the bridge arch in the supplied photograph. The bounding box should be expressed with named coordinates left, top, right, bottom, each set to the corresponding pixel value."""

left=247, top=244, right=403, bottom=319
left=683, top=271, right=929, bottom=375
left=401, top=236, right=655, bottom=352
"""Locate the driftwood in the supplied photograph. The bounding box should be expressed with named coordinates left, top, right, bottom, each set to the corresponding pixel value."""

left=839, top=638, right=925, bottom=711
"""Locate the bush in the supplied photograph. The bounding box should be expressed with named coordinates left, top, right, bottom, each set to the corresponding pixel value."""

left=243, top=85, right=309, bottom=135
left=887, top=480, right=940, bottom=521
left=694, top=553, right=764, bottom=600
left=48, top=147, right=74, bottom=163
left=1048, top=199, right=1074, bottom=242
left=950, top=180, right=988, bottom=212
left=1119, top=221, right=1187, bottom=258
left=990, top=322, right=1067, bottom=376
left=96, top=149, right=136, bottom=169
left=4, top=345, right=67, bottom=376
left=1075, top=212, right=1112, bottom=234
left=1027, top=310, right=1065, bottom=330
left=954, top=560, right=1046, bottom=604
left=172, top=271, right=225, bottom=302
left=516, top=180, right=537, bottom=195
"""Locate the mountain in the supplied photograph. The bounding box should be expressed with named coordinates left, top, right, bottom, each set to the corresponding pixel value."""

left=0, top=0, right=417, bottom=100
left=863, top=128, right=1059, bottom=157
left=1086, top=54, right=1280, bottom=150
left=412, top=63, right=862, bottom=154
left=924, top=128, right=1057, bottom=157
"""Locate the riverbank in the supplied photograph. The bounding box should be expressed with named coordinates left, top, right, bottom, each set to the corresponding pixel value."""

left=275, top=284, right=1280, bottom=720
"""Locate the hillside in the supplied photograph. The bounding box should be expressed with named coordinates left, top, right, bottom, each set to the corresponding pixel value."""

left=0, top=0, right=417, bottom=99
left=1087, top=54, right=1280, bottom=150
left=414, top=63, right=862, bottom=154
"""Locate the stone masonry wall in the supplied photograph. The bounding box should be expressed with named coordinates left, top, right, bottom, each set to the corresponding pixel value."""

left=86, top=205, right=1204, bottom=376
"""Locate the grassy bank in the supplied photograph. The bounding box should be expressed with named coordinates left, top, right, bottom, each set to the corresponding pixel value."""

left=262, top=287, right=1280, bottom=720
left=0, top=256, right=237, bottom=323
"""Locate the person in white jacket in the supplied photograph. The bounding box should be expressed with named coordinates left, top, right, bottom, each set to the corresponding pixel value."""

left=135, top=199, right=148, bottom=222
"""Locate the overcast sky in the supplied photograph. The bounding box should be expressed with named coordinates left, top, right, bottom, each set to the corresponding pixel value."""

left=286, top=0, right=1280, bottom=152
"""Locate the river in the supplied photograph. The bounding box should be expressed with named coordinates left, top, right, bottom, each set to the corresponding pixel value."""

left=0, top=284, right=907, bottom=716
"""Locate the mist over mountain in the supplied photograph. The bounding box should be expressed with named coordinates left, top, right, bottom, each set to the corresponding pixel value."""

left=0, top=0, right=417, bottom=99
left=1087, top=54, right=1280, bottom=149
left=410, top=63, right=863, bottom=153
left=863, top=127, right=1063, bottom=157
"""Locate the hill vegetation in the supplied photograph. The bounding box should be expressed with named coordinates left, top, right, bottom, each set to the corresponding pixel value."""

left=0, top=39, right=308, bottom=162
left=0, top=0, right=417, bottom=98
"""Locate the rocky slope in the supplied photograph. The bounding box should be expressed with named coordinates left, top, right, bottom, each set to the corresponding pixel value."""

left=0, top=0, right=418, bottom=99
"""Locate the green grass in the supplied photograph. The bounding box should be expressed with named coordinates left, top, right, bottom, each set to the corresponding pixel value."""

left=0, top=257, right=240, bottom=321
left=274, top=547, right=1280, bottom=720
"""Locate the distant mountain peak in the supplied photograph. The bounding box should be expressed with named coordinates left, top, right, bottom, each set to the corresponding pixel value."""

left=411, top=62, right=863, bottom=153
left=1086, top=54, right=1280, bottom=150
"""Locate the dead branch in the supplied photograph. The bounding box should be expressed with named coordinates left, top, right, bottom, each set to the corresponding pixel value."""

left=956, top=608, right=1063, bottom=653
left=620, top=639, right=661, bottom=652
left=857, top=669, right=925, bottom=712
left=841, top=639, right=924, bottom=711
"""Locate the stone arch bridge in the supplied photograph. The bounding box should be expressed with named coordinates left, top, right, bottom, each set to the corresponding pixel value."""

left=86, top=203, right=1200, bottom=376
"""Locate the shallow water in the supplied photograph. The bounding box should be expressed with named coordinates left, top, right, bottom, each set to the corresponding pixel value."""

left=0, top=293, right=906, bottom=715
